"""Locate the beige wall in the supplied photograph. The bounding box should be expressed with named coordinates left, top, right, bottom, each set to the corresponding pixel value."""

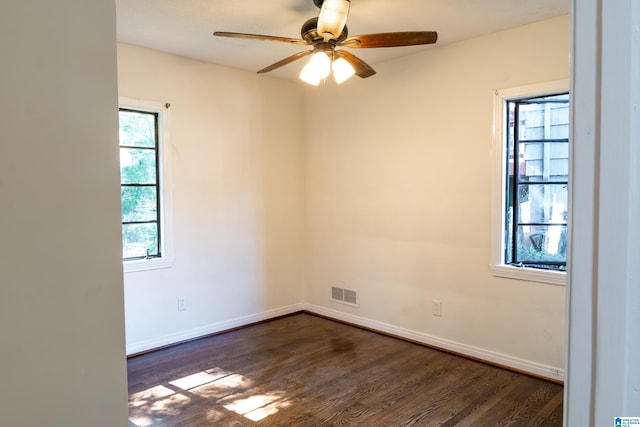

left=117, top=44, right=306, bottom=352
left=304, top=15, right=570, bottom=371
left=0, top=1, right=128, bottom=425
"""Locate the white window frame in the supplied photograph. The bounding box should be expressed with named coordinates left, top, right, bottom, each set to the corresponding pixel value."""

left=119, top=97, right=174, bottom=273
left=491, top=80, right=569, bottom=286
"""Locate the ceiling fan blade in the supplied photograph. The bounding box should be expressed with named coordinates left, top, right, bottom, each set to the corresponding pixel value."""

left=214, top=31, right=308, bottom=46
left=335, top=50, right=376, bottom=78
left=340, top=31, right=438, bottom=48
left=258, top=50, right=314, bottom=74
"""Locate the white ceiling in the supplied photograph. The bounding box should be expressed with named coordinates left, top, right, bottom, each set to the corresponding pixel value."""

left=116, top=0, right=570, bottom=81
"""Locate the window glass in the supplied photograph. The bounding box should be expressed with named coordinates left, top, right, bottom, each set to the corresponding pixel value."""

left=504, top=93, right=569, bottom=271
left=119, top=108, right=161, bottom=260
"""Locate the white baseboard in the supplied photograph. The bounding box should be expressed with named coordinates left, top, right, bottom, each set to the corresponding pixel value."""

left=126, top=303, right=304, bottom=356
left=303, top=303, right=565, bottom=382
left=126, top=302, right=564, bottom=382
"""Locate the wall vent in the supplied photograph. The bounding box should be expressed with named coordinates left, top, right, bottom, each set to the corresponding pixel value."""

left=330, top=286, right=359, bottom=307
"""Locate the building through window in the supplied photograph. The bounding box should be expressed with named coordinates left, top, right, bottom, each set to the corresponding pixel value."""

left=504, top=92, right=569, bottom=271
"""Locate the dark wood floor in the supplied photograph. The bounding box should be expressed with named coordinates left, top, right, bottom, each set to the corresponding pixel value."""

left=128, top=313, right=563, bottom=426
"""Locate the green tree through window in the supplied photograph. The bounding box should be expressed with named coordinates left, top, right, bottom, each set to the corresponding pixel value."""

left=119, top=108, right=161, bottom=260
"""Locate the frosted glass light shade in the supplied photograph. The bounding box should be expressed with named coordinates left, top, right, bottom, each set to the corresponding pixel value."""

left=317, top=0, right=350, bottom=41
left=332, top=57, right=355, bottom=83
left=300, top=51, right=331, bottom=85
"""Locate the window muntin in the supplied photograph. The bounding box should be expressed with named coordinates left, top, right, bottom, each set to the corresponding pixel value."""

left=119, top=108, right=162, bottom=260
left=504, top=93, right=569, bottom=271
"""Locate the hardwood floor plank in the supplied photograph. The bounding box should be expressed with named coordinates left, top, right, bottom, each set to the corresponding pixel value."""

left=437, top=370, right=522, bottom=426
left=128, top=313, right=563, bottom=426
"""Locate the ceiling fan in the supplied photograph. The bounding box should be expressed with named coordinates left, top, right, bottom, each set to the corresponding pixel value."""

left=214, top=0, right=438, bottom=85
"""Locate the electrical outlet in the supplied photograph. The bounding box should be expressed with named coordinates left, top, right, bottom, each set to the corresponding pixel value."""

left=432, top=299, right=442, bottom=317
left=177, top=297, right=186, bottom=311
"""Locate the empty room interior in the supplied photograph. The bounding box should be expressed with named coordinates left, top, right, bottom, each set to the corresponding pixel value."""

left=120, top=2, right=569, bottom=424
left=2, top=1, right=639, bottom=426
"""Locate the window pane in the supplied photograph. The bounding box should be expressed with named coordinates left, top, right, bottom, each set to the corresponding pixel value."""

left=517, top=183, right=568, bottom=224
left=550, top=107, right=570, bottom=139
left=122, top=223, right=159, bottom=259
left=119, top=110, right=156, bottom=148
left=515, top=225, right=567, bottom=265
left=519, top=142, right=569, bottom=182
left=121, top=186, right=157, bottom=222
left=120, top=147, right=157, bottom=184
left=518, top=103, right=545, bottom=140
left=518, top=95, right=570, bottom=142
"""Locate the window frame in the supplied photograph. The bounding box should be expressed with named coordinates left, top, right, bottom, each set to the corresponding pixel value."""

left=119, top=97, right=173, bottom=273
left=491, top=80, right=569, bottom=286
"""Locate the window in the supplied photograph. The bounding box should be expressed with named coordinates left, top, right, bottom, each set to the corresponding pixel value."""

left=506, top=93, right=569, bottom=269
left=119, top=108, right=160, bottom=259
left=491, top=81, right=569, bottom=286
left=119, top=98, right=172, bottom=272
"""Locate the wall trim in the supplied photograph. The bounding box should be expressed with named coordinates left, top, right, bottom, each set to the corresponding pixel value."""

left=127, top=303, right=564, bottom=383
left=303, top=304, right=565, bottom=383
left=490, top=80, right=570, bottom=287
left=126, top=304, right=304, bottom=356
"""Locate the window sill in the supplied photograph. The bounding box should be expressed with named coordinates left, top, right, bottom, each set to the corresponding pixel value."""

left=123, top=257, right=173, bottom=274
left=491, top=264, right=566, bottom=286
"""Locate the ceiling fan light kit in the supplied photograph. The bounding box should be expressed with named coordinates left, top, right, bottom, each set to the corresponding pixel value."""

left=299, top=49, right=356, bottom=85
left=332, top=57, right=356, bottom=83
left=300, top=51, right=332, bottom=85
left=214, top=0, right=437, bottom=86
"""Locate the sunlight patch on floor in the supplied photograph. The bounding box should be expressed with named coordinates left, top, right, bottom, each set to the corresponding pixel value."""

left=223, top=391, right=292, bottom=422
left=148, top=393, right=191, bottom=415
left=129, top=415, right=153, bottom=427
left=129, top=385, right=174, bottom=407
left=169, top=368, right=229, bottom=390
left=129, top=367, right=289, bottom=425
left=191, top=373, right=254, bottom=399
left=244, top=396, right=293, bottom=422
